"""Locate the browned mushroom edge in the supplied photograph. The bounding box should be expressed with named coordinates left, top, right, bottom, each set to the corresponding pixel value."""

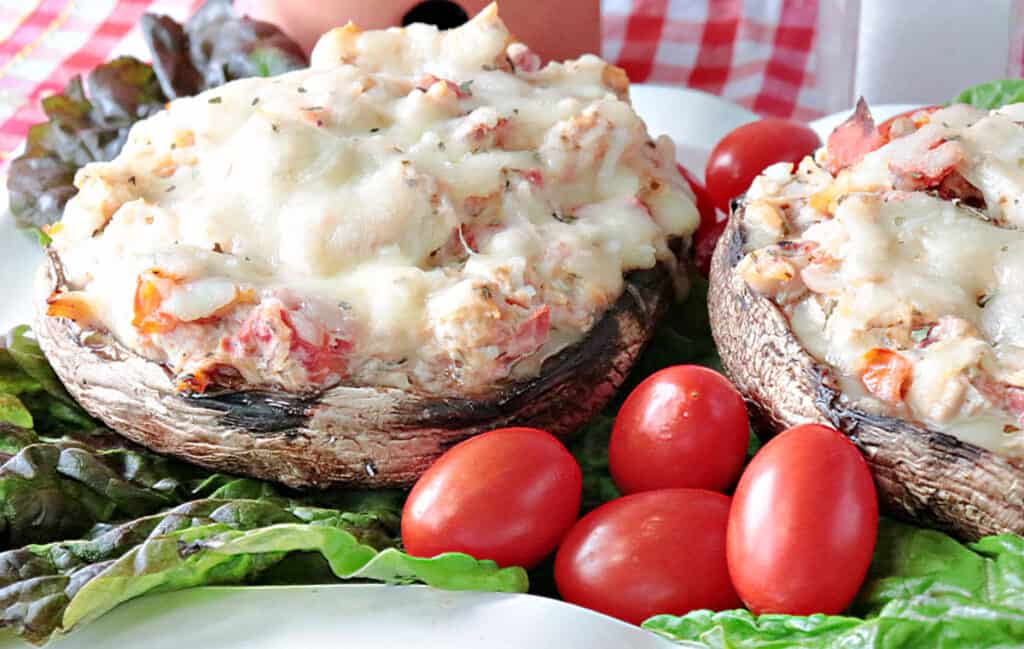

left=708, top=204, right=1024, bottom=541
left=35, top=248, right=676, bottom=489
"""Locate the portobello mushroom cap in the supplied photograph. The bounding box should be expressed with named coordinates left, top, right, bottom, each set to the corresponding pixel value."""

left=709, top=203, right=1024, bottom=541
left=36, top=250, right=676, bottom=488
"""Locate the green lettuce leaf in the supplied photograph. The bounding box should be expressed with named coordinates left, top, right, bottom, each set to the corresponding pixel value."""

left=0, top=327, right=93, bottom=432
left=179, top=0, right=306, bottom=90
left=0, top=497, right=523, bottom=644
left=0, top=348, right=41, bottom=396
left=953, top=79, right=1024, bottom=110
left=0, top=325, right=407, bottom=551
left=0, top=333, right=465, bottom=645
left=6, top=61, right=164, bottom=228
left=5, top=326, right=78, bottom=408
left=142, top=0, right=305, bottom=100
left=63, top=524, right=525, bottom=633
left=568, top=416, right=620, bottom=513
left=0, top=432, right=210, bottom=548
left=7, top=0, right=306, bottom=228
left=0, top=395, right=32, bottom=429
left=0, top=424, right=39, bottom=458
left=643, top=520, right=1024, bottom=648
left=0, top=327, right=209, bottom=547
left=0, top=428, right=398, bottom=551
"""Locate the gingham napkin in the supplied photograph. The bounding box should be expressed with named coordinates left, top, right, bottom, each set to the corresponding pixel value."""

left=602, top=0, right=820, bottom=119
left=0, top=0, right=205, bottom=164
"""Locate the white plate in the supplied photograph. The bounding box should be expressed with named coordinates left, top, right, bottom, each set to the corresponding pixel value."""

left=0, top=183, right=43, bottom=333
left=0, top=585, right=682, bottom=649
left=630, top=84, right=757, bottom=177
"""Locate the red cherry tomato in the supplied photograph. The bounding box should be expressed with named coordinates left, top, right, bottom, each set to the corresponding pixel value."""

left=555, top=489, right=742, bottom=625
left=402, top=427, right=581, bottom=568
left=705, top=119, right=821, bottom=215
left=676, top=164, right=718, bottom=228
left=693, top=216, right=728, bottom=277
left=727, top=423, right=879, bottom=615
left=609, top=365, right=749, bottom=494
left=677, top=164, right=726, bottom=276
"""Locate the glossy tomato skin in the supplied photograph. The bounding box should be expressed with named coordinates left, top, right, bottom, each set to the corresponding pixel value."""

left=609, top=365, right=749, bottom=494
left=705, top=119, right=821, bottom=215
left=402, top=427, right=581, bottom=569
left=677, top=164, right=726, bottom=276
left=555, top=488, right=742, bottom=625
left=727, top=423, right=879, bottom=615
left=693, top=217, right=728, bottom=277
left=677, top=164, right=719, bottom=229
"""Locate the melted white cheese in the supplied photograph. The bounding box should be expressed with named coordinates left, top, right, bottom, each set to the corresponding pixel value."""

left=741, top=104, right=1024, bottom=456
left=48, top=6, right=697, bottom=395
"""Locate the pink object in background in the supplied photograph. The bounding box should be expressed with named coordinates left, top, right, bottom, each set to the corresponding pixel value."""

left=239, top=0, right=601, bottom=64
left=5, top=0, right=1022, bottom=167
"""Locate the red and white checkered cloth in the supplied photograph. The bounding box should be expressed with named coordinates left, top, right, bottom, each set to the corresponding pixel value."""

left=0, top=0, right=820, bottom=166
left=603, top=0, right=820, bottom=120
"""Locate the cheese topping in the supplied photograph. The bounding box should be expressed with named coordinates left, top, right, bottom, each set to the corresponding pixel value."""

left=739, top=103, right=1024, bottom=456
left=47, top=6, right=697, bottom=396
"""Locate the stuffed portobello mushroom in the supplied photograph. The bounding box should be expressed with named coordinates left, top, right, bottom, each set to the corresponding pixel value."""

left=710, top=100, right=1024, bottom=540
left=35, top=6, right=698, bottom=488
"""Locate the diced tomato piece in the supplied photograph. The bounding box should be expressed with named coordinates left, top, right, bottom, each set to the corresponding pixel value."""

left=177, top=370, right=211, bottom=393
left=505, top=295, right=529, bottom=308
left=176, top=363, right=243, bottom=394
left=678, top=164, right=726, bottom=277
left=132, top=270, right=181, bottom=334
left=237, top=310, right=271, bottom=347
left=294, top=336, right=352, bottom=384
left=237, top=302, right=291, bottom=350
left=460, top=224, right=478, bottom=253
left=972, top=374, right=1024, bottom=427
left=826, top=98, right=887, bottom=175
left=505, top=306, right=550, bottom=360
left=524, top=169, right=544, bottom=187
left=280, top=310, right=351, bottom=384
left=860, top=348, right=912, bottom=404
left=826, top=103, right=945, bottom=178
left=693, top=218, right=727, bottom=277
